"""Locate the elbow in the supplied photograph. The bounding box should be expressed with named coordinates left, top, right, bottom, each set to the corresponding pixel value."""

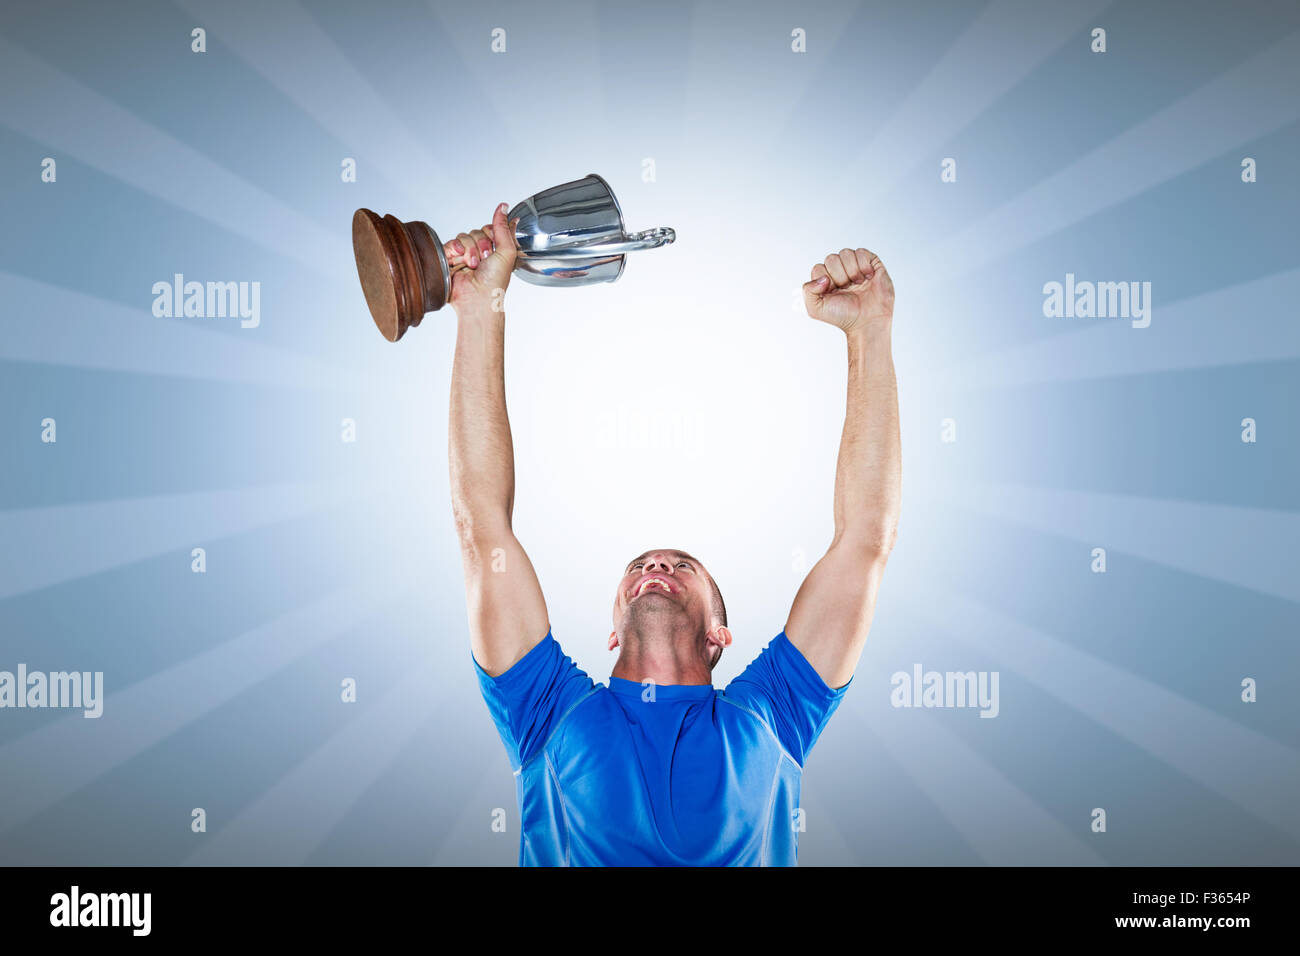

left=832, top=521, right=897, bottom=564
left=450, top=501, right=512, bottom=559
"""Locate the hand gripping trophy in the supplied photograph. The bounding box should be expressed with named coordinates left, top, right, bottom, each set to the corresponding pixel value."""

left=351, top=173, right=676, bottom=341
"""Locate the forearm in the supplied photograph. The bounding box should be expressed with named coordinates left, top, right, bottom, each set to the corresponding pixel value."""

left=831, top=325, right=901, bottom=555
left=448, top=304, right=515, bottom=541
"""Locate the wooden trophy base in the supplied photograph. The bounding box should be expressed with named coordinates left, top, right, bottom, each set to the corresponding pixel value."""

left=351, top=208, right=450, bottom=342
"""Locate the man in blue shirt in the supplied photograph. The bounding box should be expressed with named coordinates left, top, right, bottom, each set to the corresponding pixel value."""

left=447, top=204, right=900, bottom=866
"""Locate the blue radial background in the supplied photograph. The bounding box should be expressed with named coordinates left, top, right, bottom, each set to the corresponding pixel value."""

left=0, top=0, right=1297, bottom=865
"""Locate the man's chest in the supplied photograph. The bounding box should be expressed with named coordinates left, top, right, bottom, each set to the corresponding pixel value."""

left=526, top=699, right=791, bottom=862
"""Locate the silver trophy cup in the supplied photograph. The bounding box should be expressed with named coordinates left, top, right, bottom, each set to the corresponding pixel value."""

left=353, top=173, right=675, bottom=342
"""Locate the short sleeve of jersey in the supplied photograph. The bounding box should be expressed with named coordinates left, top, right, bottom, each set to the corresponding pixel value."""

left=472, top=632, right=597, bottom=771
left=722, top=631, right=850, bottom=766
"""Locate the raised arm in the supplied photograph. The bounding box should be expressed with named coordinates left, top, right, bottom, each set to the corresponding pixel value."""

left=447, top=203, right=550, bottom=677
left=785, top=248, right=901, bottom=689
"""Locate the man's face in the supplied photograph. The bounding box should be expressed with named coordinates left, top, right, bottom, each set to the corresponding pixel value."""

left=613, top=549, right=714, bottom=633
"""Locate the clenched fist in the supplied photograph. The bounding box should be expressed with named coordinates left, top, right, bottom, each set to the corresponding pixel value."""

left=802, top=248, right=894, bottom=334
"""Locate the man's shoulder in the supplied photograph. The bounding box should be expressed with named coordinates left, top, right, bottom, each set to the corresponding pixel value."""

left=547, top=680, right=614, bottom=727
left=715, top=685, right=791, bottom=747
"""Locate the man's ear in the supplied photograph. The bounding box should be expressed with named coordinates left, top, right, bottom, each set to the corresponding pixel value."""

left=608, top=630, right=619, bottom=652
left=706, top=625, right=732, bottom=652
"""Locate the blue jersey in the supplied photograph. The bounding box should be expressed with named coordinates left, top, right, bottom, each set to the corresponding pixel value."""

left=474, top=631, right=848, bottom=866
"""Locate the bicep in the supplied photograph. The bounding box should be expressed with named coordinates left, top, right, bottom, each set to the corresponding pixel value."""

left=459, top=528, right=550, bottom=677
left=784, top=540, right=889, bottom=689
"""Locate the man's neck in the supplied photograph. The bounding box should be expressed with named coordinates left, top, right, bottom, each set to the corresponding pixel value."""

left=611, top=624, right=712, bottom=686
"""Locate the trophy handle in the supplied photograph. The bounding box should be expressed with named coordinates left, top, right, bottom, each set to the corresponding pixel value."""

left=524, top=227, right=676, bottom=259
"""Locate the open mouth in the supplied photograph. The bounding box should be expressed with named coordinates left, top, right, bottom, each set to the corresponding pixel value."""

left=633, top=576, right=676, bottom=598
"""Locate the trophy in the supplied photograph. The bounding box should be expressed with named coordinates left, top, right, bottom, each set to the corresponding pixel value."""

left=352, top=173, right=675, bottom=342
